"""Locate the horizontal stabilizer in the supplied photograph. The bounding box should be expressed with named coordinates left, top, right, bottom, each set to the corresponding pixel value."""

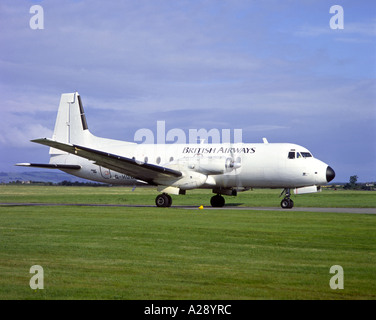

left=16, top=163, right=81, bottom=170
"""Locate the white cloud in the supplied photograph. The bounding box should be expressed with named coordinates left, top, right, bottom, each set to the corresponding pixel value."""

left=243, top=125, right=289, bottom=132
left=0, top=123, right=52, bottom=147
left=295, top=20, right=376, bottom=38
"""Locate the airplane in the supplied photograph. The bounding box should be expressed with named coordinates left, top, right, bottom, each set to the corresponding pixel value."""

left=17, top=92, right=335, bottom=209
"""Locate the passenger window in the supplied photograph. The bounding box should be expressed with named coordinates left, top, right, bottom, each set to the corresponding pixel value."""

left=288, top=152, right=295, bottom=159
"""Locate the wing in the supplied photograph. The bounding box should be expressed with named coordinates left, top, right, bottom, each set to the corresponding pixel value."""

left=31, top=138, right=182, bottom=184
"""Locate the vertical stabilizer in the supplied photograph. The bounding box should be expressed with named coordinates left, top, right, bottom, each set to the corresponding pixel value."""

left=49, top=92, right=91, bottom=155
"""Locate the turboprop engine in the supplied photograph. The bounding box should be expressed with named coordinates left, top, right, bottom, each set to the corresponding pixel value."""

left=154, top=170, right=208, bottom=191
left=154, top=155, right=242, bottom=195
left=185, top=156, right=241, bottom=175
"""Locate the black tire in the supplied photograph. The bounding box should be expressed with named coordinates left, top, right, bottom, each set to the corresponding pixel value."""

left=281, top=198, right=293, bottom=209
left=210, top=195, right=225, bottom=207
left=165, top=194, right=172, bottom=207
left=156, top=194, right=170, bottom=207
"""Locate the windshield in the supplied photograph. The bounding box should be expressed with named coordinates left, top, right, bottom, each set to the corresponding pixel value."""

left=288, top=151, right=313, bottom=159
left=300, top=152, right=312, bottom=158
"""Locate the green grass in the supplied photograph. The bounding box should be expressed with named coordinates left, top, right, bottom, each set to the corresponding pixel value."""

left=1, top=185, right=375, bottom=208
left=0, top=186, right=375, bottom=299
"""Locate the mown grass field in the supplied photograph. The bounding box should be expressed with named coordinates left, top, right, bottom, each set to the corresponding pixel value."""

left=0, top=186, right=375, bottom=300
left=1, top=185, right=375, bottom=207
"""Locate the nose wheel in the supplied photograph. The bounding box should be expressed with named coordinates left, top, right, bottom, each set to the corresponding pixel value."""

left=281, top=197, right=294, bottom=209
left=280, top=188, right=294, bottom=209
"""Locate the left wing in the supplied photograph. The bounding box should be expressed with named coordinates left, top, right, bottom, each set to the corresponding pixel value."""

left=31, top=138, right=182, bottom=185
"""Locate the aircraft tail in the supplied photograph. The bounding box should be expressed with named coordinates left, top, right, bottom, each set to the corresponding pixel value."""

left=50, top=92, right=92, bottom=155
left=17, top=92, right=134, bottom=170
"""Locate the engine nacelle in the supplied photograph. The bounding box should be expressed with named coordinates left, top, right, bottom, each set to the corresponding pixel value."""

left=188, top=156, right=241, bottom=175
left=154, top=171, right=208, bottom=190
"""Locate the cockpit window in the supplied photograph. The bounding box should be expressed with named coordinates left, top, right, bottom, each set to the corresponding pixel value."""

left=288, top=151, right=312, bottom=159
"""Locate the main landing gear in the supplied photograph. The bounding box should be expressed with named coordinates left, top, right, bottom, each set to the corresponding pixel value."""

left=155, top=193, right=227, bottom=208
left=210, top=194, right=225, bottom=207
left=155, top=193, right=172, bottom=207
left=280, top=188, right=294, bottom=209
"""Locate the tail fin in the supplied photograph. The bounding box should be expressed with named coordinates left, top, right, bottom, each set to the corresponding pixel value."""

left=50, top=92, right=92, bottom=155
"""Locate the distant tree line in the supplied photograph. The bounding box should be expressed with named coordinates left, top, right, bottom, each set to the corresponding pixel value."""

left=343, top=175, right=375, bottom=191
left=58, top=180, right=108, bottom=187
left=4, top=180, right=108, bottom=187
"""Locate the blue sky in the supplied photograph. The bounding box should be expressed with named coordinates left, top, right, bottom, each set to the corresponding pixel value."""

left=0, top=0, right=375, bottom=182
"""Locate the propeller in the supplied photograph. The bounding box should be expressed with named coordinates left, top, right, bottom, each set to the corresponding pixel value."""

left=228, top=141, right=242, bottom=194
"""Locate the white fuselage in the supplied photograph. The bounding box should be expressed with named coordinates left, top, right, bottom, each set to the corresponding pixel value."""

left=53, top=141, right=329, bottom=189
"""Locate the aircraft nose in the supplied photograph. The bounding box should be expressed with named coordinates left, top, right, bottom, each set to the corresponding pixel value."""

left=326, top=166, right=335, bottom=183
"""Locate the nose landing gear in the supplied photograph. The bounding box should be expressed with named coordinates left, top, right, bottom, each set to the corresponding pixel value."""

left=280, top=188, right=294, bottom=209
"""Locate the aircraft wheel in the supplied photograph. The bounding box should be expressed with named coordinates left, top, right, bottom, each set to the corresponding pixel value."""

left=156, top=194, right=172, bottom=207
left=281, top=198, right=293, bottom=209
left=165, top=194, right=172, bottom=207
left=210, top=194, right=225, bottom=207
